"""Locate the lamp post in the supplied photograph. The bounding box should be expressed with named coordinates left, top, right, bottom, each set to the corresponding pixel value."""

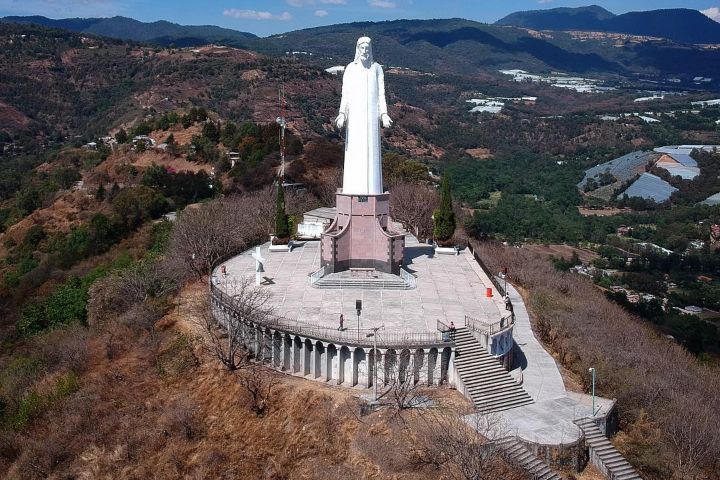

left=589, top=367, right=596, bottom=416
left=356, top=299, right=362, bottom=341
left=366, top=325, right=384, bottom=402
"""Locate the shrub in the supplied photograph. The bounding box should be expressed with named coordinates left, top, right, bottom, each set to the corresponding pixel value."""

left=274, top=184, right=290, bottom=240
left=112, top=186, right=170, bottom=231
left=433, top=175, right=456, bottom=242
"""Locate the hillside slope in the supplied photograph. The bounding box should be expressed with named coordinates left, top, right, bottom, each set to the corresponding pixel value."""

left=496, top=6, right=720, bottom=44
left=1, top=15, right=256, bottom=46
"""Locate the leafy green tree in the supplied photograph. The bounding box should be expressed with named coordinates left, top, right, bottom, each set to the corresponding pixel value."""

left=202, top=121, right=220, bottom=144
left=52, top=167, right=80, bottom=189
left=132, top=121, right=152, bottom=137
left=95, top=183, right=105, bottom=201
left=274, top=183, right=290, bottom=240
left=382, top=152, right=428, bottom=186
left=115, top=128, right=128, bottom=144
left=112, top=186, right=169, bottom=231
left=433, top=176, right=456, bottom=243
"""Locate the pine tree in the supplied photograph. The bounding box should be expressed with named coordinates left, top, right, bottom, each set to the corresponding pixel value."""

left=433, top=175, right=456, bottom=243
left=115, top=128, right=128, bottom=144
left=95, top=183, right=105, bottom=201
left=109, top=182, right=120, bottom=200
left=274, top=183, right=290, bottom=241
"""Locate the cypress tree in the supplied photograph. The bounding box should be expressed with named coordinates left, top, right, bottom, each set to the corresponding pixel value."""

left=274, top=183, right=290, bottom=241
left=95, top=183, right=105, bottom=201
left=433, top=175, right=456, bottom=243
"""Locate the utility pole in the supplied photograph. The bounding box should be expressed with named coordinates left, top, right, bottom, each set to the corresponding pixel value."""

left=502, top=266, right=508, bottom=295
left=589, top=367, right=596, bottom=416
left=356, top=299, right=362, bottom=341
left=366, top=325, right=384, bottom=402
left=275, top=83, right=287, bottom=181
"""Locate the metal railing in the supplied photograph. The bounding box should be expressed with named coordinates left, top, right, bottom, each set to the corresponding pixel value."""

left=210, top=282, right=452, bottom=348
left=464, top=313, right=514, bottom=336
left=400, top=267, right=417, bottom=288
left=309, top=265, right=327, bottom=284
left=466, top=242, right=506, bottom=297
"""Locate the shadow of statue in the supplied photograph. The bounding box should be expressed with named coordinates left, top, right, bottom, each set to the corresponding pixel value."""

left=404, top=245, right=435, bottom=267
left=512, top=341, right=528, bottom=371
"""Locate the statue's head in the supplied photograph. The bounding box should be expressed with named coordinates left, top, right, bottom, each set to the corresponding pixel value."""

left=354, top=36, right=373, bottom=64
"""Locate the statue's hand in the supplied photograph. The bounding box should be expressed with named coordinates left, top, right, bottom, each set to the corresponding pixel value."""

left=381, top=113, right=393, bottom=128
left=335, top=113, right=346, bottom=129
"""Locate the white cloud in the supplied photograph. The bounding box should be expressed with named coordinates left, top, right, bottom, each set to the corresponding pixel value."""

left=287, top=0, right=346, bottom=6
left=701, top=7, right=720, bottom=22
left=222, top=9, right=292, bottom=20
left=368, top=0, right=396, bottom=8
left=314, top=9, right=329, bottom=16
left=538, top=0, right=554, bottom=4
left=0, top=0, right=121, bottom=17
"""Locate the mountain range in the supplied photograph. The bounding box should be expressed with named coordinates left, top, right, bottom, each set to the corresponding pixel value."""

left=1, top=15, right=256, bottom=47
left=3, top=9, right=720, bottom=81
left=496, top=5, right=720, bottom=44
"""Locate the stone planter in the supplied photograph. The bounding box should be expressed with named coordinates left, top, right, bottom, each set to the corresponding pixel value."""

left=269, top=235, right=293, bottom=252
left=434, top=244, right=459, bottom=255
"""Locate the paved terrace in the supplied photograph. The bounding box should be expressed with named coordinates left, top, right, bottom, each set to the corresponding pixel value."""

left=215, top=235, right=505, bottom=333
left=478, top=281, right=614, bottom=446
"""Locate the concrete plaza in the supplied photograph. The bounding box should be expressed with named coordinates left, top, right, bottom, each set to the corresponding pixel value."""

left=216, top=235, right=506, bottom=333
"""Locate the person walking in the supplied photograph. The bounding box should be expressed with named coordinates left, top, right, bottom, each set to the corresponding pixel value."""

left=339, top=313, right=344, bottom=331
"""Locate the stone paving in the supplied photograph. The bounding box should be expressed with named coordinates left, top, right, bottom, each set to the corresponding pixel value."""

left=480, top=281, right=614, bottom=446
left=214, top=235, right=505, bottom=333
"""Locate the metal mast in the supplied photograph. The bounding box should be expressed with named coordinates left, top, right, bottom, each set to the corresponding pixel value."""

left=275, top=83, right=287, bottom=181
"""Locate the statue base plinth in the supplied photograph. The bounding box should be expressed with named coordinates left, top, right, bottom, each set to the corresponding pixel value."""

left=320, top=193, right=405, bottom=275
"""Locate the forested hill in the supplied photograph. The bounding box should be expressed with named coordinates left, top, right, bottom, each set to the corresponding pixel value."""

left=1, top=15, right=256, bottom=46
left=496, top=6, right=720, bottom=44
left=5, top=15, right=720, bottom=79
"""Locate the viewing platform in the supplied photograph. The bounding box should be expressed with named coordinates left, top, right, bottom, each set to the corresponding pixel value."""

left=210, top=233, right=514, bottom=389
left=214, top=234, right=508, bottom=336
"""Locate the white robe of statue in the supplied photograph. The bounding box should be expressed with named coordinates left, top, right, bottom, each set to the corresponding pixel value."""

left=336, top=37, right=392, bottom=196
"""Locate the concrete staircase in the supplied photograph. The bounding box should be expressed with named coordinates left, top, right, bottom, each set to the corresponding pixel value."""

left=575, top=418, right=642, bottom=480
left=313, top=273, right=412, bottom=290
left=496, top=437, right=561, bottom=480
left=453, top=327, right=534, bottom=413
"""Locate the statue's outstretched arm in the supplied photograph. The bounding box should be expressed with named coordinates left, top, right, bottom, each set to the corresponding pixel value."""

left=336, top=66, right=350, bottom=129
left=377, top=66, right=392, bottom=128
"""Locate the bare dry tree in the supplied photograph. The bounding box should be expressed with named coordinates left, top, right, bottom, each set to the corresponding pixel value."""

left=377, top=352, right=429, bottom=420
left=168, top=189, right=274, bottom=279
left=314, top=169, right=342, bottom=207
left=410, top=411, right=526, bottom=480
left=389, top=181, right=439, bottom=240
left=237, top=364, right=280, bottom=417
left=662, top=392, right=720, bottom=479
left=196, top=277, right=273, bottom=371
left=285, top=188, right=323, bottom=217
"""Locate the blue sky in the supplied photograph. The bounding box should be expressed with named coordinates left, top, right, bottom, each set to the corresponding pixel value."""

left=1, top=0, right=719, bottom=36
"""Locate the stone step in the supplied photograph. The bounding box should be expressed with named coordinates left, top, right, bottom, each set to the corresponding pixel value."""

left=452, top=327, right=532, bottom=414
left=574, top=418, right=642, bottom=480
left=313, top=272, right=414, bottom=291
left=495, top=437, right=561, bottom=480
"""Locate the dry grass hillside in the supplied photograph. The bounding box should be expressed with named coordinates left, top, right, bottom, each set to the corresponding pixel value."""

left=0, top=279, right=530, bottom=480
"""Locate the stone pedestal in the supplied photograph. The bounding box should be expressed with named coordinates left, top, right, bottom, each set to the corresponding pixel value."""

left=321, top=193, right=404, bottom=274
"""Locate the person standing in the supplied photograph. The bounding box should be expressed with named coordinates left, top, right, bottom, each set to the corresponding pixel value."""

left=339, top=313, right=344, bottom=331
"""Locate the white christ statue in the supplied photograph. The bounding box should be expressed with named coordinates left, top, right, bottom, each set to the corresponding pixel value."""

left=335, top=37, right=392, bottom=196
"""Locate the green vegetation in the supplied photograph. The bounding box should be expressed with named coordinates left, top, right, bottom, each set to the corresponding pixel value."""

left=17, top=255, right=132, bottom=336
left=274, top=183, right=290, bottom=240
left=141, top=163, right=217, bottom=208
left=382, top=152, right=429, bottom=186
left=433, top=176, right=456, bottom=243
